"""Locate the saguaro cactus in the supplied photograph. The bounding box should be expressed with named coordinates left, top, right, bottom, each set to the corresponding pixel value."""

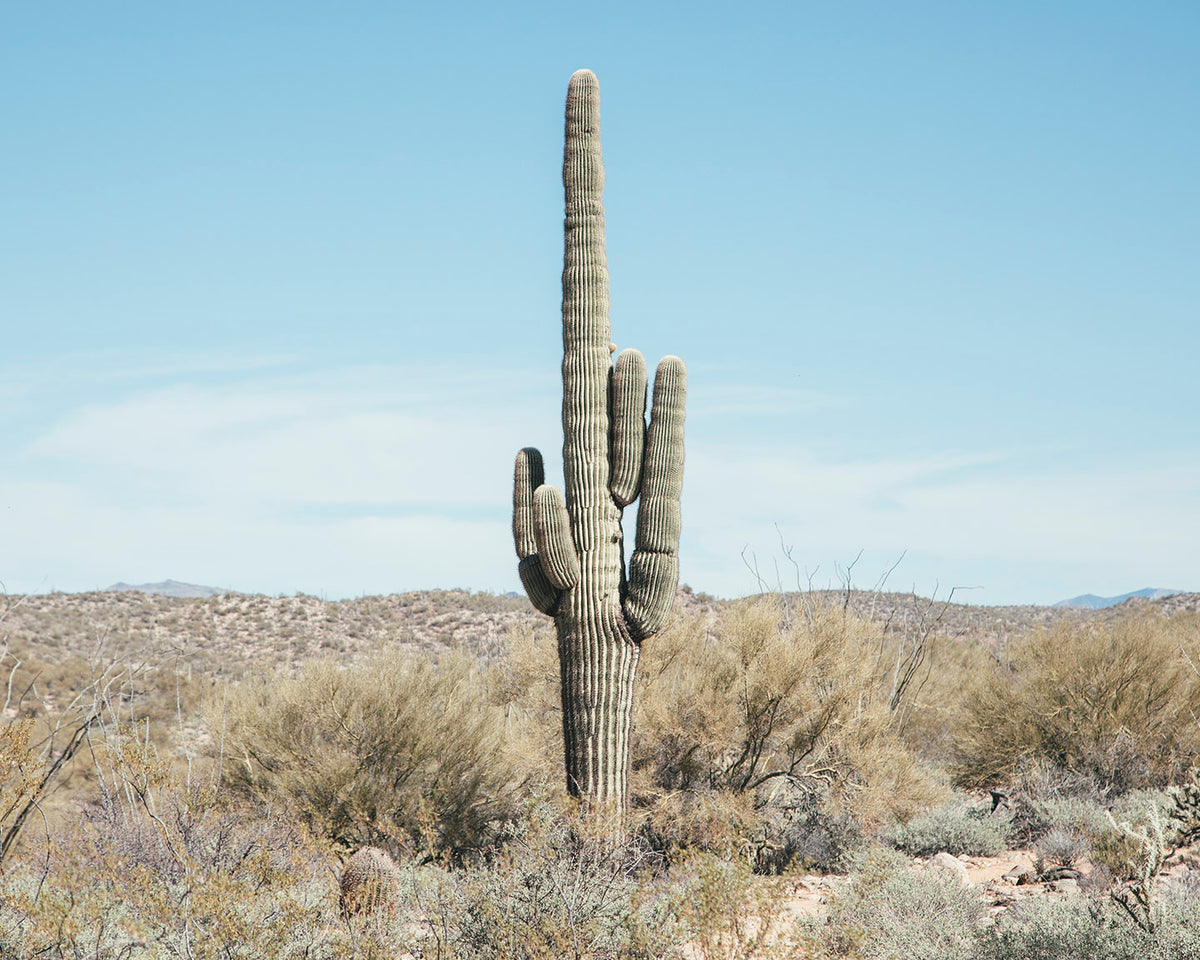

left=512, top=69, right=686, bottom=817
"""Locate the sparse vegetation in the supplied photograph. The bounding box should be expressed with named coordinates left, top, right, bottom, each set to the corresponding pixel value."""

left=631, top=596, right=944, bottom=867
left=216, top=648, right=527, bottom=859
left=818, top=846, right=983, bottom=960
left=2, top=587, right=1200, bottom=957
left=953, top=612, right=1200, bottom=793
left=879, top=797, right=1010, bottom=858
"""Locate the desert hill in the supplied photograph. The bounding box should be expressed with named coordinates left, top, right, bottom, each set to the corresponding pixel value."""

left=4, top=586, right=1197, bottom=685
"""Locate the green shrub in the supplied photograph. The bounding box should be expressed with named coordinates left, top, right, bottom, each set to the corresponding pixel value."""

left=979, top=894, right=1200, bottom=960
left=215, top=648, right=527, bottom=859
left=880, top=800, right=1008, bottom=858
left=822, top=847, right=982, bottom=960
left=1009, top=791, right=1110, bottom=845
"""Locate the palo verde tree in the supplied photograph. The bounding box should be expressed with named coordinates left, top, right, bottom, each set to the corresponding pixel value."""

left=512, top=69, right=686, bottom=818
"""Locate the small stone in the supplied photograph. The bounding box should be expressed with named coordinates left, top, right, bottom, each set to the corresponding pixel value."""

left=932, top=851, right=972, bottom=886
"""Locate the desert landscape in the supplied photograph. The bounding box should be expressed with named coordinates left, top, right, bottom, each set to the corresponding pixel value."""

left=4, top=4, right=1198, bottom=959
left=4, top=584, right=1200, bottom=957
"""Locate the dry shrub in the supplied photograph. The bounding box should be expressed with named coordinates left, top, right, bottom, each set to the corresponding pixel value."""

left=1034, top=826, right=1090, bottom=870
left=1, top=724, right=344, bottom=960
left=670, top=852, right=807, bottom=960
left=631, top=597, right=944, bottom=865
left=0, top=718, right=38, bottom=853
left=896, top=628, right=995, bottom=767
left=406, top=804, right=676, bottom=960
left=821, top=846, right=982, bottom=960
left=954, top=612, right=1200, bottom=794
left=215, top=648, right=527, bottom=859
left=636, top=788, right=761, bottom=865
left=486, top=622, right=563, bottom=782
left=0, top=638, right=145, bottom=864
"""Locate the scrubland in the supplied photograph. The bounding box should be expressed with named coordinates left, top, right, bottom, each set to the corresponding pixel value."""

left=2, top=587, right=1200, bottom=958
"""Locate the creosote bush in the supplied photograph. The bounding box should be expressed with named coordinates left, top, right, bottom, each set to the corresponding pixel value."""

left=215, top=648, right=527, bottom=859
left=955, top=612, right=1200, bottom=794
left=630, top=597, right=944, bottom=866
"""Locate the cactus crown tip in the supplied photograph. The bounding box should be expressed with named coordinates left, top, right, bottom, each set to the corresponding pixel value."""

left=569, top=68, right=599, bottom=86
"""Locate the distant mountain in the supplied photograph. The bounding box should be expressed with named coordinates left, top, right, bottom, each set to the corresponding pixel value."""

left=1054, top=588, right=1183, bottom=610
left=104, top=579, right=234, bottom=599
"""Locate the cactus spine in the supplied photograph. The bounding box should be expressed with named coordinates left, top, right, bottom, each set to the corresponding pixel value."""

left=512, top=70, right=686, bottom=817
left=338, top=846, right=401, bottom=921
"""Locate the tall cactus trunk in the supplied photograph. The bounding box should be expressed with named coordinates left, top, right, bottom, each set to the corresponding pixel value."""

left=556, top=596, right=641, bottom=806
left=512, top=70, right=686, bottom=821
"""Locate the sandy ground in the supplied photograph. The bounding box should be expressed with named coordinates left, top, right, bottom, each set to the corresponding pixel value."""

left=772, top=848, right=1070, bottom=921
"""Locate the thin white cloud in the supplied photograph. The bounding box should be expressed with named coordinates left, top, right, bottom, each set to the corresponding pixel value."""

left=18, top=364, right=561, bottom=509
left=1, top=360, right=561, bottom=595
left=0, top=349, right=300, bottom=403
left=681, top=441, right=1200, bottom=603
left=0, top=479, right=514, bottom=596
left=1, top=357, right=1197, bottom=603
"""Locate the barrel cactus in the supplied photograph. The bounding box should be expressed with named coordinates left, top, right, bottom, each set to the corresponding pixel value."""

left=338, top=846, right=401, bottom=921
left=512, top=69, right=686, bottom=818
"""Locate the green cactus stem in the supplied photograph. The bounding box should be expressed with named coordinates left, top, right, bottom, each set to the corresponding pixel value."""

left=511, top=69, right=687, bottom=817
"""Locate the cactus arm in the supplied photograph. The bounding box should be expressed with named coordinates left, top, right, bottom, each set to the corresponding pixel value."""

left=533, top=484, right=581, bottom=588
left=623, top=356, right=686, bottom=638
left=512, top=447, right=560, bottom=614
left=609, top=348, right=647, bottom=508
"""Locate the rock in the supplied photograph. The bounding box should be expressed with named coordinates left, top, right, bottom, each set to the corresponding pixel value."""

left=1039, top=865, right=1081, bottom=882
left=1051, top=879, right=1080, bottom=895
left=932, top=851, right=972, bottom=886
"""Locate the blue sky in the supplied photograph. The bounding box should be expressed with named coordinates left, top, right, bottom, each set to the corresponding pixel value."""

left=1, top=1, right=1197, bottom=604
